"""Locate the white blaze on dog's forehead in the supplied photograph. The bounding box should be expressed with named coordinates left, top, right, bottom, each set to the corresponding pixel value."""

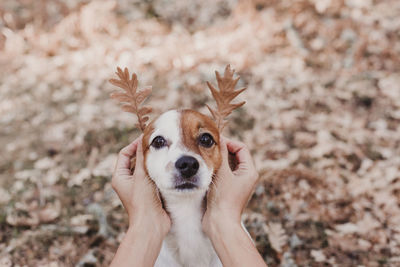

left=150, top=110, right=181, bottom=143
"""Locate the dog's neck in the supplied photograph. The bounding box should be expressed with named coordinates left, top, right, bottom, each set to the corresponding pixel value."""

left=160, top=189, right=216, bottom=265
left=161, top=189, right=206, bottom=228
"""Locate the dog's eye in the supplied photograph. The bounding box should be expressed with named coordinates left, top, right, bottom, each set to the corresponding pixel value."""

left=151, top=136, right=167, bottom=149
left=198, top=133, right=214, bottom=148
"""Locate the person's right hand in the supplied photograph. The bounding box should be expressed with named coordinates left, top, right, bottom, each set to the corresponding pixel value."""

left=110, top=136, right=171, bottom=267
left=202, top=137, right=259, bottom=234
left=112, top=136, right=171, bottom=236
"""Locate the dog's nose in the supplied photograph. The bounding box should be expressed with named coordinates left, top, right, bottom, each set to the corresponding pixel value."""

left=175, top=156, right=199, bottom=178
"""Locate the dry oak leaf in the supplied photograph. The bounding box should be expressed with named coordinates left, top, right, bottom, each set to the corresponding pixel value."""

left=206, top=65, right=246, bottom=131
left=6, top=210, right=40, bottom=227
left=109, top=67, right=152, bottom=131
left=263, top=222, right=288, bottom=253
left=6, top=201, right=61, bottom=226
left=311, top=249, right=326, bottom=262
left=38, top=200, right=61, bottom=223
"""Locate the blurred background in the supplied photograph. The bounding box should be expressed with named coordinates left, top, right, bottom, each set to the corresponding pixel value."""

left=1, top=0, right=400, bottom=266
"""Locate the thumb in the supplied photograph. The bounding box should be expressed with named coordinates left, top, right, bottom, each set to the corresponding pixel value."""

left=218, top=137, right=231, bottom=173
left=206, top=137, right=228, bottom=201
left=134, top=136, right=145, bottom=175
left=225, top=138, right=254, bottom=176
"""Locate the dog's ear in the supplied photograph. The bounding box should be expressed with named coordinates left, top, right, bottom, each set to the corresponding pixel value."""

left=109, top=67, right=152, bottom=132
left=206, top=65, right=247, bottom=131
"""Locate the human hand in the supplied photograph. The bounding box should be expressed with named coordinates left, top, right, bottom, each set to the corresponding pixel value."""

left=112, top=136, right=171, bottom=236
left=202, top=137, right=259, bottom=234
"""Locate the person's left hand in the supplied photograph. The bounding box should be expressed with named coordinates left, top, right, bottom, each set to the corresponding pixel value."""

left=112, top=136, right=171, bottom=236
left=202, top=137, right=259, bottom=234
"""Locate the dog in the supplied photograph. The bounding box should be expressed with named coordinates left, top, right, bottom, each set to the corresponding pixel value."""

left=143, top=109, right=222, bottom=267
left=110, top=65, right=246, bottom=267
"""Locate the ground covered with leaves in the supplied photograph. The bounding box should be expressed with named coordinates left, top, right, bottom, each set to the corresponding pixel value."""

left=1, top=0, right=400, bottom=266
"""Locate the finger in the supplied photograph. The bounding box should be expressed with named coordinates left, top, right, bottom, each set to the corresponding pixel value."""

left=225, top=138, right=254, bottom=170
left=112, top=139, right=140, bottom=192
left=134, top=135, right=145, bottom=172
left=147, top=176, right=163, bottom=204
left=218, top=137, right=231, bottom=171
left=115, top=138, right=141, bottom=171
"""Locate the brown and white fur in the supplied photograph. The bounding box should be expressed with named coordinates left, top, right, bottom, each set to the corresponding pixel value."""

left=142, top=109, right=223, bottom=267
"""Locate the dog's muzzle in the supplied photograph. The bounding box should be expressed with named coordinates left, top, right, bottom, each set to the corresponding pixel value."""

left=174, top=156, right=199, bottom=190
left=175, top=155, right=199, bottom=178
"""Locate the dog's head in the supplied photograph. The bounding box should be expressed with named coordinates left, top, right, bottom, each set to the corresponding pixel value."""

left=142, top=109, right=221, bottom=194
left=110, top=65, right=246, bottom=195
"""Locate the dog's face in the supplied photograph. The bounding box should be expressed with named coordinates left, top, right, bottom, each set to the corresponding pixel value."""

left=142, top=109, right=221, bottom=194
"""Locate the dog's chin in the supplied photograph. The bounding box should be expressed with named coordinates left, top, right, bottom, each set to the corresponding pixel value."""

left=175, top=182, right=198, bottom=190
left=174, top=174, right=205, bottom=192
left=159, top=185, right=203, bottom=196
left=157, top=174, right=210, bottom=194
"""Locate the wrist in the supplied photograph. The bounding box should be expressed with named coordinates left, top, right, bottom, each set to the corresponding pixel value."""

left=129, top=213, right=170, bottom=239
left=203, top=216, right=266, bottom=267
left=203, top=209, right=241, bottom=238
left=124, top=222, right=166, bottom=252
left=113, top=220, right=166, bottom=267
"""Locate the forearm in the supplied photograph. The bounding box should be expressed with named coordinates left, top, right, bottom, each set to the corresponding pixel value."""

left=110, top=224, right=164, bottom=267
left=207, top=216, right=267, bottom=267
